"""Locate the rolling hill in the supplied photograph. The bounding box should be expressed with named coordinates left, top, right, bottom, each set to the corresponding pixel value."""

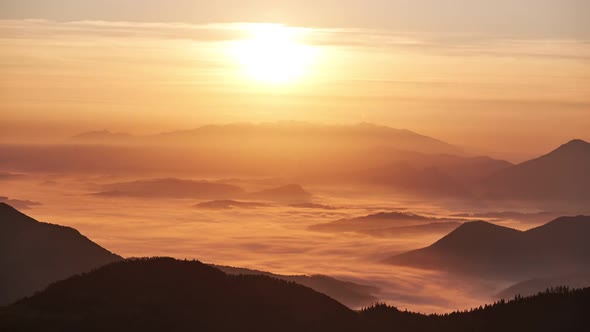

left=0, top=258, right=361, bottom=332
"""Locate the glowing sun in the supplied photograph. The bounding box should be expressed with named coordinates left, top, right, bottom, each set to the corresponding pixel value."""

left=232, top=24, right=317, bottom=84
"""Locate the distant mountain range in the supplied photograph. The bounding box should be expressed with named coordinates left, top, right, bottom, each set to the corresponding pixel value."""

left=0, top=203, right=121, bottom=305
left=387, top=216, right=590, bottom=281
left=1, top=257, right=588, bottom=332
left=70, top=122, right=461, bottom=155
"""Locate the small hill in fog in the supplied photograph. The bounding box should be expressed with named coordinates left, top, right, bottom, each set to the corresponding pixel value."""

left=0, top=203, right=121, bottom=305
left=94, top=178, right=245, bottom=199
left=310, top=212, right=463, bottom=232
left=249, top=184, right=312, bottom=203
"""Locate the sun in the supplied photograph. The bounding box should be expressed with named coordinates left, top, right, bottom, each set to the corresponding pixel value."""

left=231, top=24, right=317, bottom=84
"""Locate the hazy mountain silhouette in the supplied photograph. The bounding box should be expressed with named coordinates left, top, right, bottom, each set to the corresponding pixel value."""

left=357, top=149, right=513, bottom=184
left=497, top=272, right=590, bottom=300
left=0, top=258, right=362, bottom=332
left=94, top=178, right=245, bottom=199
left=360, top=221, right=462, bottom=238
left=387, top=216, right=590, bottom=280
left=482, top=139, right=590, bottom=202
left=72, top=122, right=460, bottom=154
left=310, top=212, right=464, bottom=233
left=215, top=265, right=378, bottom=309
left=1, top=257, right=588, bottom=332
left=0, top=197, right=41, bottom=210
left=194, top=200, right=269, bottom=210
left=249, top=184, right=312, bottom=203
left=0, top=203, right=121, bottom=305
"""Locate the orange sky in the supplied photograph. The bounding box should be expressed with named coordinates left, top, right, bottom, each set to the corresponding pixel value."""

left=1, top=1, right=589, bottom=160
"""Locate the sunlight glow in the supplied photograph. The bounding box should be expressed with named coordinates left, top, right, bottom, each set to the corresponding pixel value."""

left=231, top=24, right=317, bottom=84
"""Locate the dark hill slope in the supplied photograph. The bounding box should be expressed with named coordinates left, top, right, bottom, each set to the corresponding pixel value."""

left=0, top=203, right=121, bottom=305
left=0, top=258, right=361, bottom=332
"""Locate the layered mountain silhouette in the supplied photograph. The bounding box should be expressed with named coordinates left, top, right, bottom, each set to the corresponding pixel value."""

left=387, top=216, right=590, bottom=280
left=1, top=257, right=588, bottom=332
left=215, top=265, right=378, bottom=309
left=0, top=203, right=121, bottom=305
left=310, top=212, right=464, bottom=233
left=482, top=139, right=590, bottom=202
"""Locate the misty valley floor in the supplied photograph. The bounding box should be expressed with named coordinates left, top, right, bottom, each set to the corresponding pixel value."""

left=0, top=174, right=563, bottom=313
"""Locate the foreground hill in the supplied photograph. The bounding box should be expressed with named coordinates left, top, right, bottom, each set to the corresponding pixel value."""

left=0, top=258, right=361, bottom=332
left=0, top=203, right=121, bottom=305
left=387, top=216, right=590, bottom=280
left=1, top=258, right=588, bottom=332
left=482, top=139, right=590, bottom=204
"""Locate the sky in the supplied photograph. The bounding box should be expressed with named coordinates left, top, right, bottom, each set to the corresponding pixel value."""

left=0, top=0, right=589, bottom=159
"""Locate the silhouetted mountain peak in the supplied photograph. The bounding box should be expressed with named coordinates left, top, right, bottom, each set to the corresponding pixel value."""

left=549, top=139, right=590, bottom=156
left=437, top=220, right=519, bottom=240
left=427, top=220, right=522, bottom=252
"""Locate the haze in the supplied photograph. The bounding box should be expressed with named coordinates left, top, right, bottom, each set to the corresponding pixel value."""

left=1, top=0, right=590, bottom=319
